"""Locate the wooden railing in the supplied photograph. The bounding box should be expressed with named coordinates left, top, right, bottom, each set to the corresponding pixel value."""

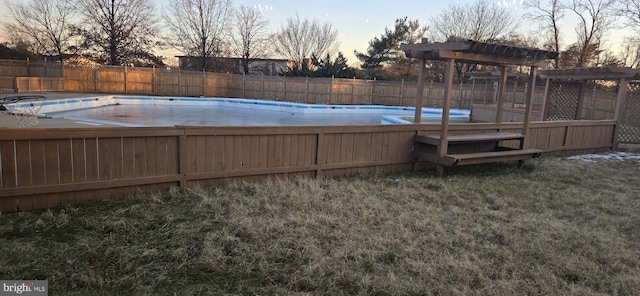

left=0, top=121, right=615, bottom=212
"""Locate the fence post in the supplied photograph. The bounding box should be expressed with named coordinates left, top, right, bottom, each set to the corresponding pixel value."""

left=152, top=65, right=156, bottom=95
left=400, top=79, right=405, bottom=106
left=262, top=74, right=265, bottom=100
left=242, top=73, right=246, bottom=98
left=283, top=75, right=286, bottom=101
left=371, top=77, right=376, bottom=105
left=178, top=67, right=182, bottom=96
left=352, top=77, right=355, bottom=104
left=124, top=64, right=128, bottom=93
left=329, top=75, right=334, bottom=104
left=306, top=76, right=309, bottom=103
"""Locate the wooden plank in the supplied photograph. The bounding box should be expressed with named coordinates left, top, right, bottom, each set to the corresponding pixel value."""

left=156, top=137, right=170, bottom=175
left=342, top=133, right=353, bottom=162
left=305, top=134, right=317, bottom=166
left=146, top=137, right=158, bottom=177
left=232, top=136, right=243, bottom=170
left=97, top=138, right=109, bottom=180
left=371, top=132, right=383, bottom=161
left=106, top=137, right=123, bottom=180
left=30, top=140, right=46, bottom=186
left=204, top=136, right=216, bottom=172
left=249, top=136, right=260, bottom=169
left=196, top=136, right=207, bottom=173
left=0, top=141, right=17, bottom=188
left=319, top=133, right=332, bottom=166
left=166, top=136, right=179, bottom=175
left=123, top=138, right=136, bottom=178
left=224, top=135, right=235, bottom=170
left=331, top=134, right=342, bottom=164
left=387, top=131, right=400, bottom=160
left=44, top=140, right=60, bottom=185
left=58, top=140, right=73, bottom=184
left=214, top=135, right=225, bottom=171
left=416, top=132, right=525, bottom=145
left=380, top=132, right=390, bottom=161
left=71, top=139, right=87, bottom=183
left=1, top=174, right=183, bottom=198
left=363, top=133, right=373, bottom=161
left=242, top=135, right=251, bottom=170
left=451, top=149, right=542, bottom=166
left=14, top=140, right=31, bottom=187
left=132, top=138, right=149, bottom=177
left=0, top=196, right=17, bottom=212
left=282, top=134, right=292, bottom=167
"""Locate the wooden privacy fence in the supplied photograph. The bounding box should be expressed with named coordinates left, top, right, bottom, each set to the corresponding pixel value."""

left=61, top=66, right=549, bottom=110
left=0, top=121, right=615, bottom=212
left=0, top=60, right=622, bottom=118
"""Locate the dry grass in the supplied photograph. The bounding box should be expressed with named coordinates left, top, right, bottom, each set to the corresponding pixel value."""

left=1, top=154, right=639, bottom=295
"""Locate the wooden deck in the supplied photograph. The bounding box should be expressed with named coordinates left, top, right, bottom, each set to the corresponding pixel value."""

left=413, top=132, right=542, bottom=170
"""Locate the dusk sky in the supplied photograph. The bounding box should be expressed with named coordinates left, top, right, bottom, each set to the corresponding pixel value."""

left=191, top=0, right=529, bottom=63
left=0, top=0, right=626, bottom=65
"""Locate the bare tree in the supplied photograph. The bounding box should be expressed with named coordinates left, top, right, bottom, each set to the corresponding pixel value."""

left=567, top=0, right=617, bottom=67
left=75, top=0, right=162, bottom=66
left=2, top=0, right=77, bottom=63
left=231, top=5, right=272, bottom=74
left=429, top=0, right=518, bottom=81
left=274, top=13, right=338, bottom=67
left=429, top=0, right=518, bottom=42
left=164, top=0, right=233, bottom=71
left=524, top=0, right=565, bottom=68
left=619, top=37, right=640, bottom=68
left=616, top=0, right=640, bottom=30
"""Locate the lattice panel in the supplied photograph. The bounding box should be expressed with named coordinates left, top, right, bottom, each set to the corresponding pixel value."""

left=545, top=81, right=581, bottom=121
left=0, top=77, right=15, bottom=91
left=619, top=82, right=640, bottom=144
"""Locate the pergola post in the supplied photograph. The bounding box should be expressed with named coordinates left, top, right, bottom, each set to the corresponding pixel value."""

left=436, top=58, right=456, bottom=176
left=495, top=66, right=508, bottom=123
left=613, top=78, right=629, bottom=150
left=413, top=58, right=426, bottom=123
left=521, top=66, right=538, bottom=147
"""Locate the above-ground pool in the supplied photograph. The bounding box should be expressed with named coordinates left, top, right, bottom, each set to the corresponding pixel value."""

left=35, top=96, right=470, bottom=127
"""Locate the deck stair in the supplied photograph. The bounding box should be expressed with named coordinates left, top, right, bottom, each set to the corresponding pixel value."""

left=413, top=132, right=542, bottom=167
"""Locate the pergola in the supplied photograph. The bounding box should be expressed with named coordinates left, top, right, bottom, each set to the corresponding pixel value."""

left=538, top=67, right=640, bottom=148
left=401, top=39, right=558, bottom=175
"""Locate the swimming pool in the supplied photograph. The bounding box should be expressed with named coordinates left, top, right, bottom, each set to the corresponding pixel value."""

left=39, top=95, right=470, bottom=127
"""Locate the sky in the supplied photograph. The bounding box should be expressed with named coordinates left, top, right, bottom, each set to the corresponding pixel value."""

left=159, top=0, right=530, bottom=64
left=0, top=0, right=626, bottom=66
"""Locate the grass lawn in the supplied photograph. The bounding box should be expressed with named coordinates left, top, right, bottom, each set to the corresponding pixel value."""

left=1, top=153, right=639, bottom=295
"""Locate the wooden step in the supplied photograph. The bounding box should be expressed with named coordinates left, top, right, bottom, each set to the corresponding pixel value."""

left=415, top=132, right=525, bottom=146
left=414, top=148, right=542, bottom=166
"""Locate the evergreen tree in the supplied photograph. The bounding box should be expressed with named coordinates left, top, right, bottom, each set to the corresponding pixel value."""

left=355, top=17, right=427, bottom=80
